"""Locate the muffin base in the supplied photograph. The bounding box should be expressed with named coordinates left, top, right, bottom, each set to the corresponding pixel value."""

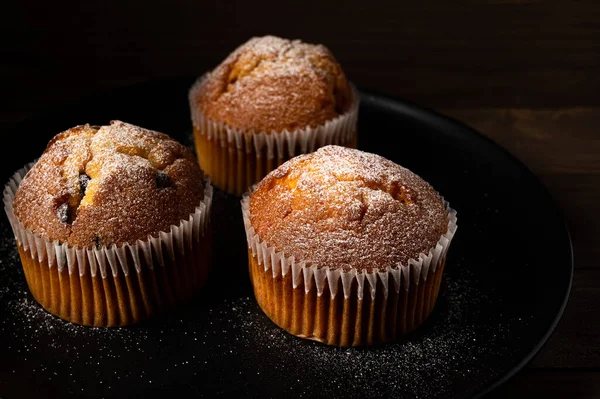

left=192, top=130, right=358, bottom=197
left=249, top=251, right=446, bottom=347
left=194, top=131, right=286, bottom=196
left=17, top=233, right=211, bottom=327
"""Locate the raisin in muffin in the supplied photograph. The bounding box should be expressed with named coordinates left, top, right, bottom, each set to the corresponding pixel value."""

left=3, top=121, right=213, bottom=327
left=189, top=35, right=359, bottom=196
left=242, top=145, right=457, bottom=346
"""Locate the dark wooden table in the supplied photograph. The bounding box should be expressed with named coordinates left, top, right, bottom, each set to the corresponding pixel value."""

left=2, top=1, right=599, bottom=397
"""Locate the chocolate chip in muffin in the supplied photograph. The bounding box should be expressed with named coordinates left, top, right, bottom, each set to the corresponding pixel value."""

left=91, top=234, right=101, bottom=249
left=156, top=171, right=173, bottom=189
left=79, top=173, right=90, bottom=195
left=56, top=203, right=72, bottom=224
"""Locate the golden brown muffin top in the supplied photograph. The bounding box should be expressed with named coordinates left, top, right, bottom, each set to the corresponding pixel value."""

left=13, top=121, right=205, bottom=248
left=249, top=146, right=449, bottom=272
left=191, top=35, right=353, bottom=133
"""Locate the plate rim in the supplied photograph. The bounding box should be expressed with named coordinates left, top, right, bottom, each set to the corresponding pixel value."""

left=358, top=89, right=574, bottom=398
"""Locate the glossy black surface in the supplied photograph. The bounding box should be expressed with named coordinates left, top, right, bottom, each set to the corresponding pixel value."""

left=0, top=78, right=573, bottom=399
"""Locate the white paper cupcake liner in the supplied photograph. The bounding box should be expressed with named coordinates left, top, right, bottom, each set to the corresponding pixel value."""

left=188, top=74, right=360, bottom=159
left=241, top=190, right=457, bottom=301
left=4, top=163, right=213, bottom=279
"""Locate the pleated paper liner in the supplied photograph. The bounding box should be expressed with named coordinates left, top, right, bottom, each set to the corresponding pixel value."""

left=241, top=192, right=458, bottom=347
left=3, top=163, right=213, bottom=327
left=189, top=76, right=360, bottom=196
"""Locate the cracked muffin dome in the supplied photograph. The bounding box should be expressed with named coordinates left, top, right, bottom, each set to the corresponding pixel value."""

left=13, top=120, right=205, bottom=248
left=191, top=35, right=353, bottom=133
left=249, top=145, right=449, bottom=272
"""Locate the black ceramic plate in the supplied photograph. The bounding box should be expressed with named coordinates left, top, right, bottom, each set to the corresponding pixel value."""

left=0, top=78, right=573, bottom=399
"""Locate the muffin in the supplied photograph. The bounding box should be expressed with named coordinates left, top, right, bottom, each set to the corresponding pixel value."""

left=189, top=35, right=359, bottom=196
left=3, top=121, right=213, bottom=327
left=241, top=146, right=457, bottom=346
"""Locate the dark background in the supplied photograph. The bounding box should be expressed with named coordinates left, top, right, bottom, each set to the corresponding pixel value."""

left=2, top=1, right=599, bottom=397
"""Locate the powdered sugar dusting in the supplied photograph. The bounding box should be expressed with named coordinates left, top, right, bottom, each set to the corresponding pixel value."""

left=191, top=35, right=353, bottom=132
left=250, top=145, right=450, bottom=272
left=202, top=262, right=527, bottom=398
left=12, top=120, right=204, bottom=248
left=0, top=202, right=531, bottom=398
left=223, top=35, right=336, bottom=81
